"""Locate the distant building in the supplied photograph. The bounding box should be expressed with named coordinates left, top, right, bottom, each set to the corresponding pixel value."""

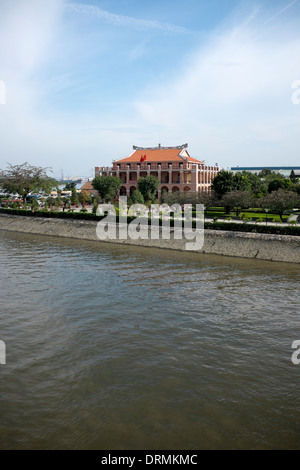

left=80, top=181, right=96, bottom=196
left=95, top=144, right=220, bottom=198
left=293, top=170, right=300, bottom=178
left=231, top=166, right=300, bottom=177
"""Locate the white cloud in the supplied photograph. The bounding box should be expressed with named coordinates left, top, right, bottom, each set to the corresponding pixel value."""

left=1, top=1, right=300, bottom=175
left=0, top=0, right=65, bottom=168
left=134, top=19, right=300, bottom=166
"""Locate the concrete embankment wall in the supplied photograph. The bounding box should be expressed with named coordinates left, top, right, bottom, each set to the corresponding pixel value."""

left=0, top=213, right=300, bottom=263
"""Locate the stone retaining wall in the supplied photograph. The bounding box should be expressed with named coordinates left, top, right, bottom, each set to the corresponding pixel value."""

left=0, top=213, right=299, bottom=263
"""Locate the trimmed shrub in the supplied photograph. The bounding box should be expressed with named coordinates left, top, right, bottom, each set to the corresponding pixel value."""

left=1, top=208, right=300, bottom=236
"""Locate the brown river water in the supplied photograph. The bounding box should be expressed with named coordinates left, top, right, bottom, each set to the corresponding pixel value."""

left=0, top=231, right=299, bottom=449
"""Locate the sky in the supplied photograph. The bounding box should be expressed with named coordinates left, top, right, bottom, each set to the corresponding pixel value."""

left=0, top=0, right=300, bottom=179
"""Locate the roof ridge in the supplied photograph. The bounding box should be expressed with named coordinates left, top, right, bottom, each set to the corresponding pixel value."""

left=132, top=143, right=188, bottom=151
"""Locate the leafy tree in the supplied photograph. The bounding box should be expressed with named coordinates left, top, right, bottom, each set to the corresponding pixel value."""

left=290, top=170, right=297, bottom=183
left=258, top=169, right=273, bottom=178
left=137, top=175, right=159, bottom=203
left=211, top=170, right=235, bottom=198
left=292, top=183, right=300, bottom=196
left=261, top=189, right=300, bottom=221
left=196, top=191, right=218, bottom=209
left=92, top=176, right=121, bottom=202
left=63, top=182, right=77, bottom=191
left=71, top=188, right=79, bottom=205
left=221, top=190, right=254, bottom=216
left=212, top=170, right=270, bottom=199
left=0, top=162, right=56, bottom=202
left=61, top=197, right=71, bottom=211
left=47, top=196, right=57, bottom=208
left=78, top=190, right=92, bottom=207
left=268, top=178, right=293, bottom=193
left=233, top=173, right=252, bottom=192
left=240, top=171, right=267, bottom=197
left=129, top=189, right=144, bottom=205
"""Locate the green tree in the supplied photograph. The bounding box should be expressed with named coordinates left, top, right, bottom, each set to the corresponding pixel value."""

left=240, top=171, right=267, bottom=197
left=137, top=175, right=159, bottom=203
left=0, top=162, right=56, bottom=202
left=63, top=182, right=77, bottom=191
left=78, top=191, right=92, bottom=207
left=212, top=170, right=268, bottom=199
left=292, top=183, right=300, bottom=196
left=290, top=170, right=297, bottom=183
left=221, top=190, right=254, bottom=217
left=129, top=189, right=144, bottom=205
left=92, top=176, right=121, bottom=202
left=261, top=189, right=300, bottom=221
left=71, top=188, right=79, bottom=205
left=268, top=177, right=293, bottom=193
left=47, top=196, right=56, bottom=208
left=258, top=169, right=273, bottom=179
left=211, top=170, right=235, bottom=198
left=233, top=173, right=252, bottom=192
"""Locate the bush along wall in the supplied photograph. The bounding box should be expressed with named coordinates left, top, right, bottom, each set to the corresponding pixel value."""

left=1, top=207, right=300, bottom=237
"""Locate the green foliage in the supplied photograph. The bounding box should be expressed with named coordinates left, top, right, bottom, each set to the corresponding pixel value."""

left=129, top=189, right=144, bottom=205
left=71, top=188, right=79, bottom=204
left=211, top=170, right=235, bottom=198
left=30, top=198, right=39, bottom=210
left=261, top=189, right=300, bottom=221
left=47, top=196, right=56, bottom=206
left=78, top=191, right=92, bottom=206
left=211, top=170, right=265, bottom=198
left=258, top=169, right=273, bottom=178
left=92, top=199, right=98, bottom=214
left=63, top=182, right=77, bottom=191
left=268, top=178, right=293, bottom=193
left=160, top=190, right=217, bottom=209
left=221, top=190, right=254, bottom=216
left=137, top=175, right=159, bottom=203
left=1, top=207, right=300, bottom=236
left=0, top=162, right=56, bottom=201
left=92, top=176, right=121, bottom=202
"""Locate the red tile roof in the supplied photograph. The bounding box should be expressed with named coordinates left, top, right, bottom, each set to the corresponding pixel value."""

left=115, top=146, right=203, bottom=164
left=80, top=182, right=95, bottom=192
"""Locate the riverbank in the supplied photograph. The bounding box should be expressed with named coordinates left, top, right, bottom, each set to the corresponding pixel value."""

left=0, top=213, right=299, bottom=263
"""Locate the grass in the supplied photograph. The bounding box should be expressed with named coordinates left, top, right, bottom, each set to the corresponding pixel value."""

left=204, top=209, right=290, bottom=222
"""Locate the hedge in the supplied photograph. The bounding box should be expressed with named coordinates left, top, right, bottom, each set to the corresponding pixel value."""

left=1, top=207, right=300, bottom=236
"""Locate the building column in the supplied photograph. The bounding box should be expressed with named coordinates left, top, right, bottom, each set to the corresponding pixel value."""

left=158, top=165, right=161, bottom=184
left=169, top=164, right=172, bottom=185
left=191, top=164, right=197, bottom=191
left=180, top=169, right=183, bottom=185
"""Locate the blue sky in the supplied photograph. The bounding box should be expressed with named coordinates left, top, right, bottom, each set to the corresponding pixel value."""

left=1, top=0, right=300, bottom=178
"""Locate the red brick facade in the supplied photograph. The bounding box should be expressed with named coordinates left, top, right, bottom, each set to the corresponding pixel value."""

left=95, top=144, right=220, bottom=198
